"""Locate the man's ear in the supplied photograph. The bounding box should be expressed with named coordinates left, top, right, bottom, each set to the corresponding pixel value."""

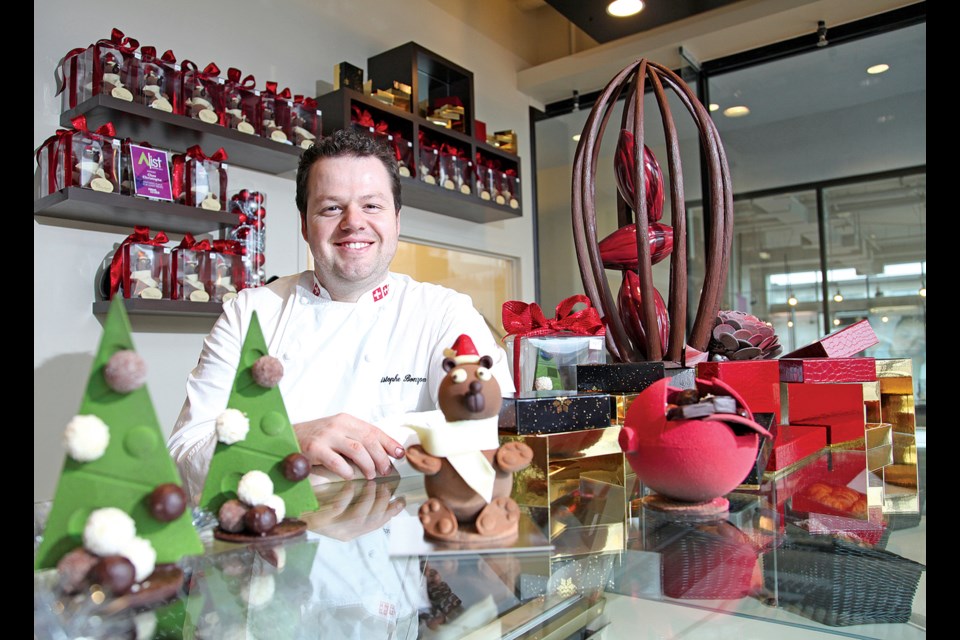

left=300, top=214, right=308, bottom=242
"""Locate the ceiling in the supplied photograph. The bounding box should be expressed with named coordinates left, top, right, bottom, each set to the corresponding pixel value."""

left=544, top=0, right=744, bottom=44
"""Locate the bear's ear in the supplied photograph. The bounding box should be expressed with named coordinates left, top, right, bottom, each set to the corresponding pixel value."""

left=479, top=355, right=494, bottom=369
left=442, top=357, right=457, bottom=372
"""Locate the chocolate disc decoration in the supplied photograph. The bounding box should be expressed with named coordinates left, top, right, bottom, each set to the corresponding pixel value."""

left=572, top=59, right=733, bottom=363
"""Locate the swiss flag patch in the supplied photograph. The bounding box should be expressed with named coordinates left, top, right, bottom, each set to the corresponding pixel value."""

left=372, top=284, right=389, bottom=302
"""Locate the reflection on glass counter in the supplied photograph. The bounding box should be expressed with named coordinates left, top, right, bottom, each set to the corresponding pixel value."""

left=35, top=437, right=926, bottom=639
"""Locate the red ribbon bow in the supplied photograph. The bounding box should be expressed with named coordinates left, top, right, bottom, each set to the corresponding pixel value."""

left=108, top=226, right=169, bottom=297
left=294, top=94, right=319, bottom=110
left=264, top=82, right=292, bottom=100
left=176, top=234, right=212, bottom=252
left=350, top=106, right=388, bottom=134
left=211, top=239, right=243, bottom=255
left=181, top=60, right=221, bottom=77
left=98, top=27, right=139, bottom=54
left=69, top=115, right=116, bottom=138
left=227, top=67, right=257, bottom=89
left=186, top=144, right=228, bottom=163
left=501, top=295, right=606, bottom=387
left=139, top=46, right=177, bottom=64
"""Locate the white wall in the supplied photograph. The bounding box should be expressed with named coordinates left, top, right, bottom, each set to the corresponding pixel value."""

left=34, top=0, right=538, bottom=501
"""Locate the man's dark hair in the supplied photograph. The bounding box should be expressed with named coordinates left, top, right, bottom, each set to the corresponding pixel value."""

left=295, top=128, right=402, bottom=216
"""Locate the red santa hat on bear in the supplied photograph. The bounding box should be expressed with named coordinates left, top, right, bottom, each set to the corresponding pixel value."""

left=444, top=334, right=481, bottom=365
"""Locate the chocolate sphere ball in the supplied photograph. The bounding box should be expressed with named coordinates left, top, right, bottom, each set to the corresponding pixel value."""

left=244, top=505, right=277, bottom=535
left=103, top=350, right=147, bottom=393
left=91, top=555, right=136, bottom=596
left=281, top=453, right=310, bottom=482
left=148, top=483, right=187, bottom=522
left=218, top=499, right=248, bottom=533
left=251, top=355, right=284, bottom=388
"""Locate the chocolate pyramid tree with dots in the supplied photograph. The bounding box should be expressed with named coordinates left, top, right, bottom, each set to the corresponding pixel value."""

left=199, top=311, right=318, bottom=519
left=35, top=297, right=203, bottom=570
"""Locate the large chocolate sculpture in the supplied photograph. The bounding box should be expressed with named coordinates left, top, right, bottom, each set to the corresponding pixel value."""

left=572, top=59, right=733, bottom=364
left=407, top=335, right=533, bottom=544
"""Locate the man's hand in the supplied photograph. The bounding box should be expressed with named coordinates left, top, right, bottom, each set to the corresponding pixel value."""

left=303, top=479, right=406, bottom=541
left=294, top=413, right=406, bottom=480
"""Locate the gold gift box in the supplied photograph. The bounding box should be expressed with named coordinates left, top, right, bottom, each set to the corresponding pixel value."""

left=875, top=359, right=920, bottom=514
left=504, top=425, right=640, bottom=559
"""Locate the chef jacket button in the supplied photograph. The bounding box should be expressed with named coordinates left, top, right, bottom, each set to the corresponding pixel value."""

left=368, top=549, right=376, bottom=558
left=282, top=352, right=293, bottom=361
left=364, top=352, right=375, bottom=363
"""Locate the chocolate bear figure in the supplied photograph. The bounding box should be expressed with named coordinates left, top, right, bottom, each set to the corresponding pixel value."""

left=406, top=335, right=533, bottom=544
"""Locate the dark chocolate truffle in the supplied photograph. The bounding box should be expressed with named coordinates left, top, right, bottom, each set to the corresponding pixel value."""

left=281, top=452, right=310, bottom=482
left=244, top=505, right=278, bottom=535
left=90, top=555, right=136, bottom=596
left=251, top=355, right=284, bottom=388
left=148, top=483, right=187, bottom=522
left=103, top=349, right=147, bottom=393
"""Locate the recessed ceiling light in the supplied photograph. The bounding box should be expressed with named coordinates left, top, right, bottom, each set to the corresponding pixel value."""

left=833, top=318, right=841, bottom=326
left=709, top=103, right=720, bottom=112
left=572, top=133, right=581, bottom=142
left=723, top=105, right=750, bottom=118
left=881, top=316, right=889, bottom=323
left=867, top=63, right=890, bottom=75
left=758, top=251, right=771, bottom=260
left=606, top=0, right=645, bottom=18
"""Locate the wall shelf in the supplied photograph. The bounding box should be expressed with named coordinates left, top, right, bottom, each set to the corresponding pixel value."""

left=92, top=298, right=223, bottom=317
left=34, top=187, right=236, bottom=235
left=61, top=94, right=302, bottom=176
left=316, top=87, right=522, bottom=223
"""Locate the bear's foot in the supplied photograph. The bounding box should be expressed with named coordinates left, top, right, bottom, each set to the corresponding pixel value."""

left=419, top=498, right=459, bottom=540
left=475, top=496, right=520, bottom=537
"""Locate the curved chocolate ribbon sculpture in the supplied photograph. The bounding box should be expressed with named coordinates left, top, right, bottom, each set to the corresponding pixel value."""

left=572, top=59, right=733, bottom=363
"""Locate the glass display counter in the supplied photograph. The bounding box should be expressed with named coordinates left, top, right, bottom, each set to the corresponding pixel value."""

left=34, top=429, right=925, bottom=639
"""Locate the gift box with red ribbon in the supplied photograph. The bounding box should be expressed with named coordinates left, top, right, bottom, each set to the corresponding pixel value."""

left=390, top=131, right=414, bottom=178
left=291, top=95, right=322, bottom=149
left=56, top=27, right=140, bottom=112
left=208, top=241, right=245, bottom=302
left=500, top=169, right=520, bottom=209
left=181, top=60, right=224, bottom=125
left=221, top=68, right=261, bottom=136
left=172, top=145, right=229, bottom=210
left=35, top=116, right=121, bottom=197
left=134, top=46, right=180, bottom=113
left=502, top=296, right=607, bottom=392
left=108, top=226, right=170, bottom=300
left=258, top=81, right=293, bottom=143
left=418, top=145, right=440, bottom=186
left=171, top=236, right=211, bottom=302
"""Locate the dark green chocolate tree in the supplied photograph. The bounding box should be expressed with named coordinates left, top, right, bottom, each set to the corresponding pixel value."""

left=35, top=297, right=203, bottom=570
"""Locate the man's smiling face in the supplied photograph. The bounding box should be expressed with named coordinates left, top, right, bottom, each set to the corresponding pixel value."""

left=301, top=155, right=400, bottom=302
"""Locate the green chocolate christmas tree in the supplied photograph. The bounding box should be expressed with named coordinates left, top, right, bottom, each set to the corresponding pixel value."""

left=198, top=311, right=318, bottom=518
left=35, top=297, right=204, bottom=570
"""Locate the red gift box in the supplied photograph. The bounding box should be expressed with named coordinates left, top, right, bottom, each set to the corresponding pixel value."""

left=697, top=360, right=781, bottom=423
left=474, top=119, right=487, bottom=143
left=259, top=82, right=293, bottom=143
left=783, top=383, right=867, bottom=445
left=782, top=319, right=879, bottom=359
left=766, top=425, right=827, bottom=472
left=35, top=117, right=122, bottom=197
left=779, top=357, right=877, bottom=383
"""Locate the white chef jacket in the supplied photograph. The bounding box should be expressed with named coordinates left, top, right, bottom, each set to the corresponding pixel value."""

left=167, top=270, right=514, bottom=503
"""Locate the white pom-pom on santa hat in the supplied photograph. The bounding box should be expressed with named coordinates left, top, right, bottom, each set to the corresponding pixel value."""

left=443, top=334, right=481, bottom=365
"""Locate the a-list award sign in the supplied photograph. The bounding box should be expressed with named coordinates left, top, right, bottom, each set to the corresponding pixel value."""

left=129, top=144, right=173, bottom=201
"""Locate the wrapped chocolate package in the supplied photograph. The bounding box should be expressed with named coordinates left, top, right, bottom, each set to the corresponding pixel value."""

left=260, top=82, right=293, bottom=143
left=208, top=241, right=245, bottom=302
left=133, top=47, right=180, bottom=114
left=57, top=29, right=140, bottom=111
left=291, top=95, right=322, bottom=149
left=180, top=60, right=224, bottom=125
left=171, top=235, right=212, bottom=302
left=222, top=68, right=261, bottom=136
left=174, top=145, right=229, bottom=210
left=227, top=189, right=267, bottom=289
left=36, top=118, right=123, bottom=197
left=121, top=242, right=168, bottom=300
left=498, top=390, right=612, bottom=435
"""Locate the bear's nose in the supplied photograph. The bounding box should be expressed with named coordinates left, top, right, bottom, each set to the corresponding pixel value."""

left=469, top=381, right=482, bottom=394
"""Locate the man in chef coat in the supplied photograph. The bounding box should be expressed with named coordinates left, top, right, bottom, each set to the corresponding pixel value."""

left=168, top=128, right=513, bottom=504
